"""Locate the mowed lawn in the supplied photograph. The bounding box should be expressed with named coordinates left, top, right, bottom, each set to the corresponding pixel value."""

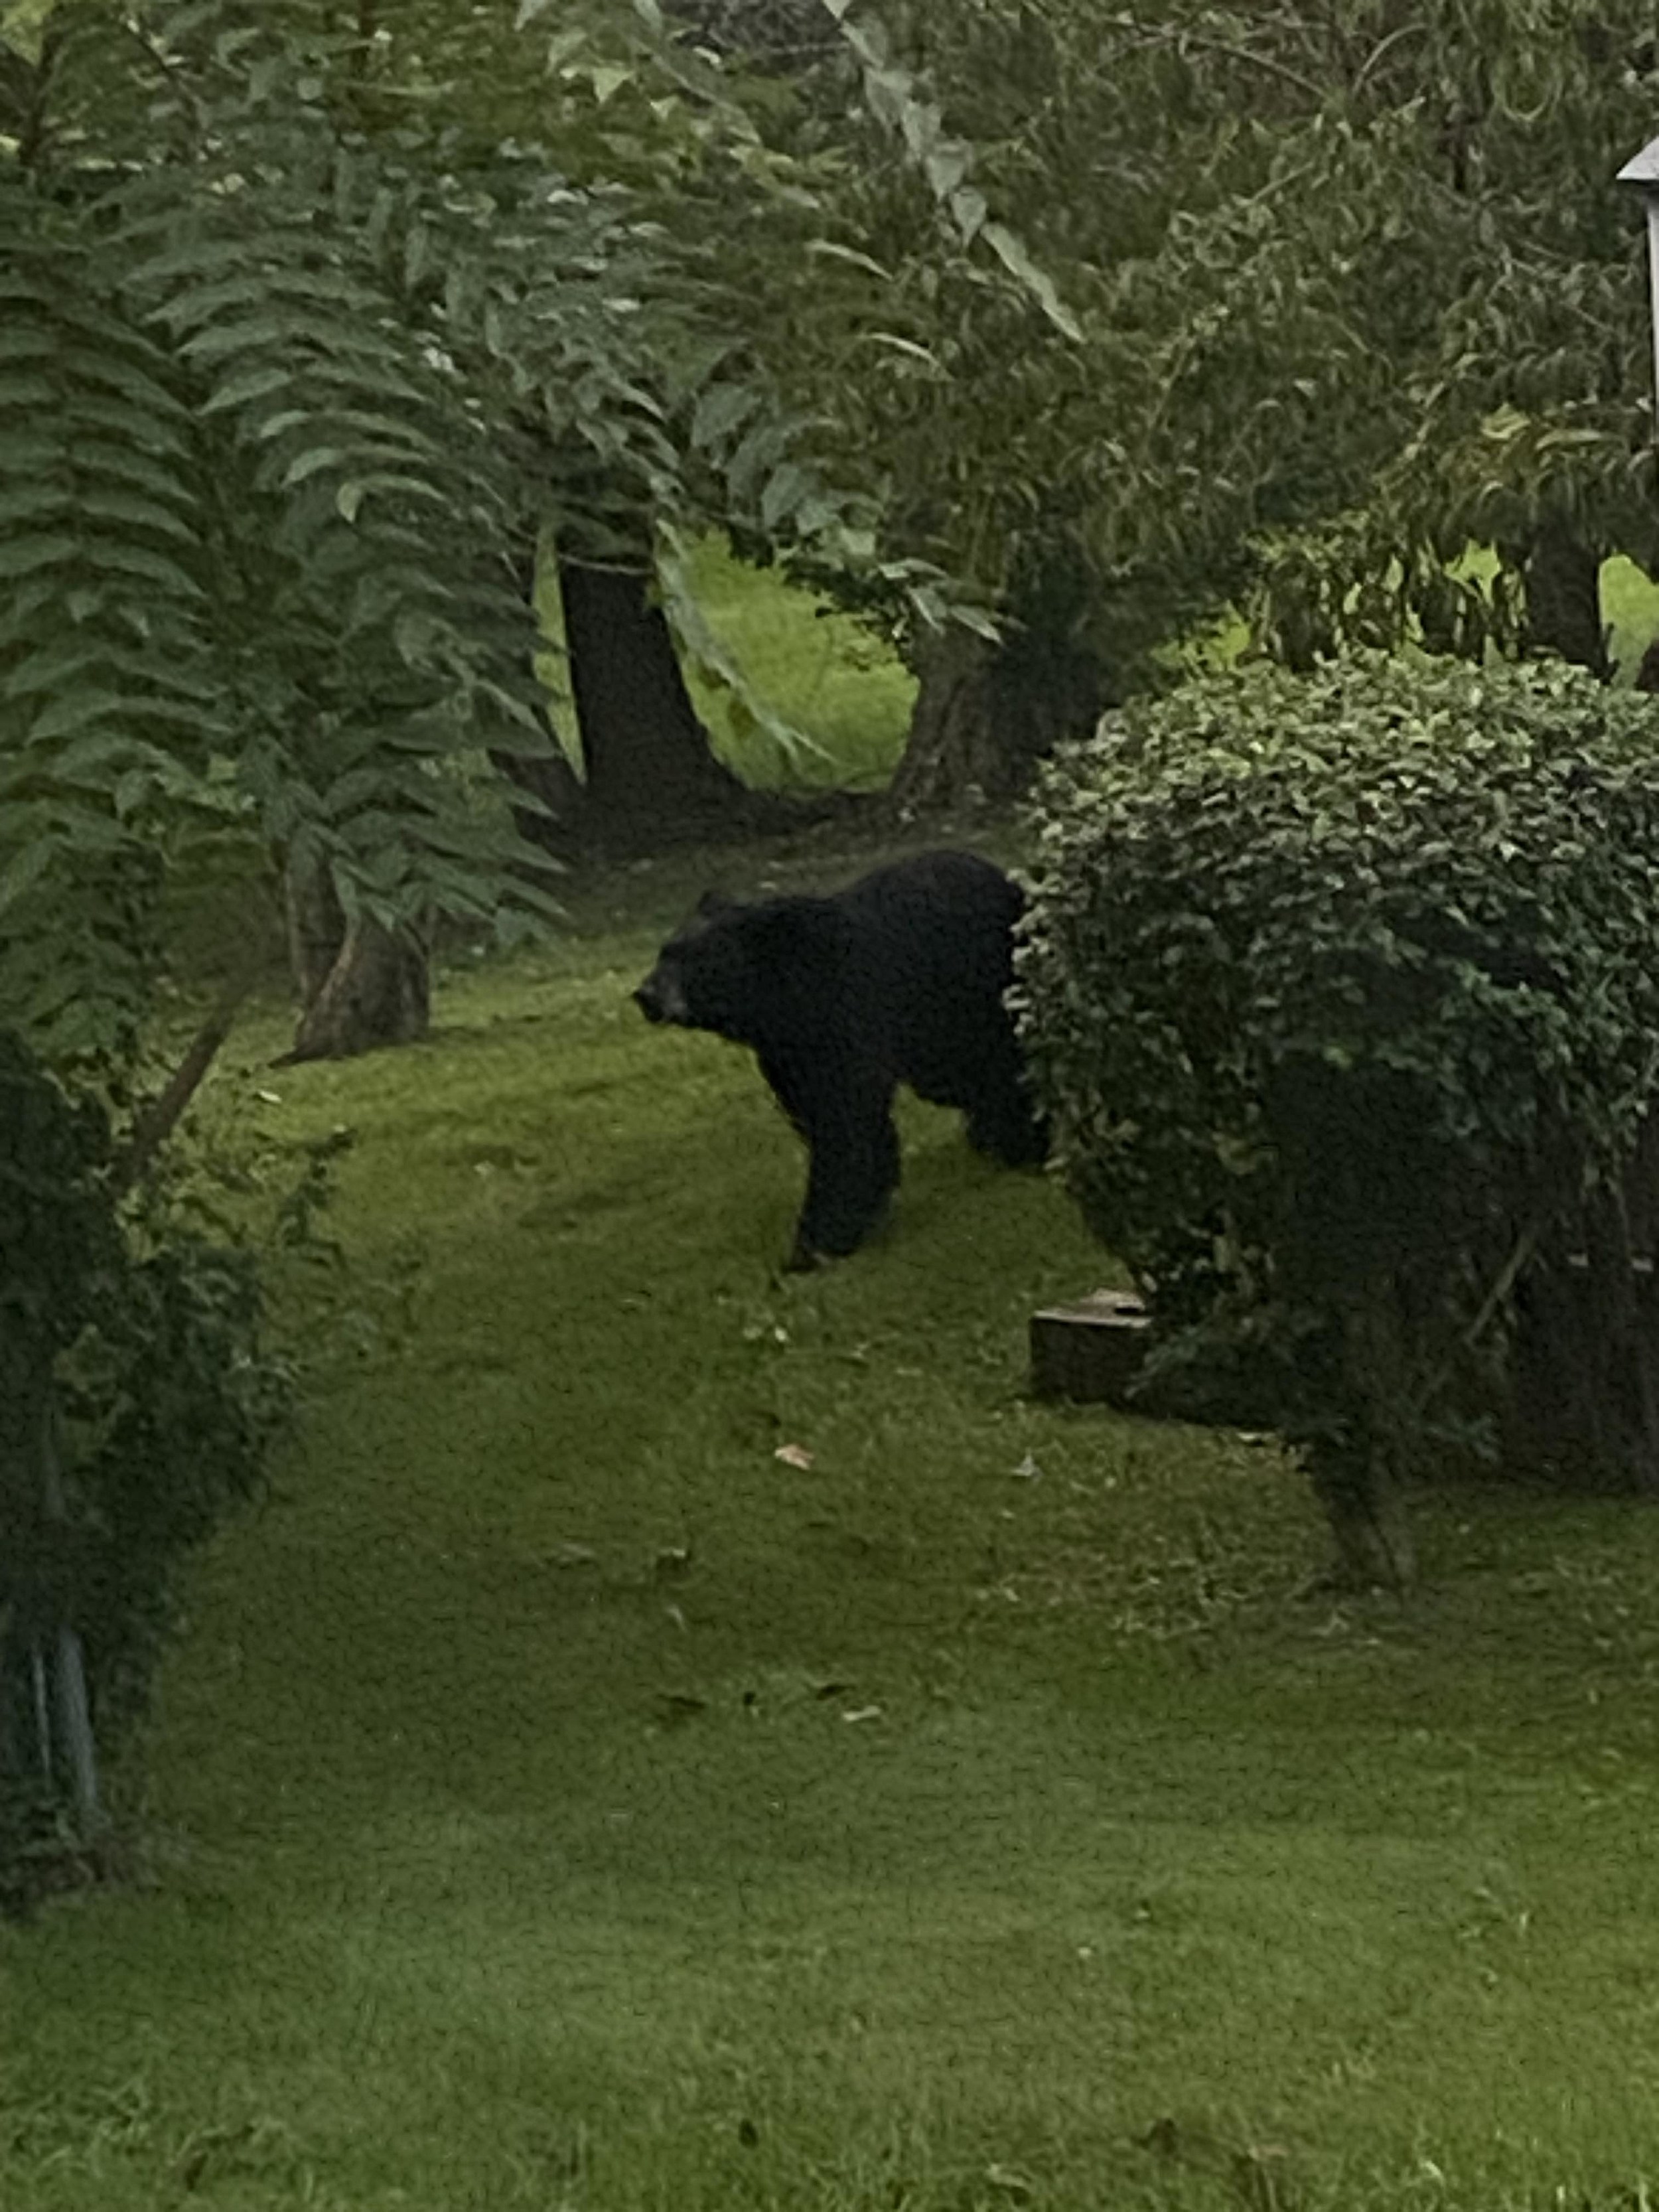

left=5, top=852, right=1659, bottom=2212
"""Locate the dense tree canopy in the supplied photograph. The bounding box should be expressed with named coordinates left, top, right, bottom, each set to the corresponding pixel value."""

left=780, top=1, right=1659, bottom=792
left=8, top=0, right=1659, bottom=1057
left=0, top=0, right=962, bottom=1055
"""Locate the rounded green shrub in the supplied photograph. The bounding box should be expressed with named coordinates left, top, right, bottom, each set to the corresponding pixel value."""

left=1016, top=652, right=1659, bottom=1581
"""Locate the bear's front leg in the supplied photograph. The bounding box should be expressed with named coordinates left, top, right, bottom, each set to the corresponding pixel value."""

left=789, top=1117, right=901, bottom=1266
left=785, top=1086, right=901, bottom=1268
left=758, top=1051, right=900, bottom=1269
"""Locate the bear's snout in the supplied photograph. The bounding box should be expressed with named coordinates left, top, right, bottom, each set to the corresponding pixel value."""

left=633, top=972, right=687, bottom=1025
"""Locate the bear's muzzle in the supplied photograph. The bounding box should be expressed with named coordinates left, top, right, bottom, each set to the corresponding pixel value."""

left=632, top=974, right=688, bottom=1025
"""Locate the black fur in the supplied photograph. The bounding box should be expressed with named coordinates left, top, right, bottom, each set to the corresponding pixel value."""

left=633, top=851, right=1046, bottom=1267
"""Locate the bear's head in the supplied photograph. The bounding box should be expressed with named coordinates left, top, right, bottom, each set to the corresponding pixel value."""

left=633, top=889, right=840, bottom=1047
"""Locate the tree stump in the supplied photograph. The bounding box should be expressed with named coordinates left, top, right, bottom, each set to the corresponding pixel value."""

left=1029, top=1289, right=1152, bottom=1406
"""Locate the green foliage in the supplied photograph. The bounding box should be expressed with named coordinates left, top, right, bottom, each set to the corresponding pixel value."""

left=1248, top=514, right=1531, bottom=673
left=1204, top=1, right=1659, bottom=662
left=772, top=4, right=1374, bottom=682
left=0, top=1031, right=289, bottom=1884
left=664, top=529, right=915, bottom=787
left=0, top=1030, right=121, bottom=1361
left=822, top=0, right=1082, bottom=342
left=0, top=2, right=576, bottom=1064
left=0, top=184, right=229, bottom=1065
left=381, top=0, right=980, bottom=625
left=0, top=0, right=1004, bottom=1058
left=1018, top=653, right=1659, bottom=1555
left=784, top=1, right=1659, bottom=714
left=52, top=1217, right=288, bottom=1743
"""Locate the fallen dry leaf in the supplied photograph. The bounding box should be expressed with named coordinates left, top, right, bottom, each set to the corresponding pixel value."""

left=984, top=2165, right=1035, bottom=2199
left=655, top=1690, right=707, bottom=1726
left=774, top=1443, right=815, bottom=1470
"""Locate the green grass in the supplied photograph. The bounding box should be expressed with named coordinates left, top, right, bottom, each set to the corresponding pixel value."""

left=678, top=537, right=915, bottom=791
left=1599, top=553, right=1659, bottom=677
left=7, top=893, right=1659, bottom=2211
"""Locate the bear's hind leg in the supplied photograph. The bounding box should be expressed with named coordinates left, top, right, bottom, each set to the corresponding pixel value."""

left=964, top=1070, right=1048, bottom=1169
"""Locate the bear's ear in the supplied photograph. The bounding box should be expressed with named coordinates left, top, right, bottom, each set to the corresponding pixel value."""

left=695, top=889, right=740, bottom=921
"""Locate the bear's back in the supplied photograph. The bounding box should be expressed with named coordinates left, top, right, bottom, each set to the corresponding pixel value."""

left=835, top=851, right=1025, bottom=1090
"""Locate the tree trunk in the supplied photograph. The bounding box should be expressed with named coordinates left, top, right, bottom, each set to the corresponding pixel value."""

left=561, top=553, right=755, bottom=840
left=278, top=848, right=429, bottom=1063
left=114, top=950, right=262, bottom=1193
left=887, top=627, right=999, bottom=816
left=499, top=548, right=756, bottom=855
left=1303, top=1270, right=1417, bottom=1593
left=1306, top=1446, right=1416, bottom=1593
left=1504, top=1116, right=1659, bottom=1492
left=284, top=844, right=346, bottom=1009
left=888, top=622, right=1104, bottom=816
left=494, top=519, right=880, bottom=856
left=0, top=1370, right=102, bottom=1851
left=1522, top=515, right=1609, bottom=678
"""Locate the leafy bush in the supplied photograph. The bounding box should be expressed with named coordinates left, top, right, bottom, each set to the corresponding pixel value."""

left=0, top=1033, right=290, bottom=1906
left=1016, top=653, right=1659, bottom=1583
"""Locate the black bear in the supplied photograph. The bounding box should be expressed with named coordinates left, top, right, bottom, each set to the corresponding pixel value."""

left=633, top=849, right=1046, bottom=1268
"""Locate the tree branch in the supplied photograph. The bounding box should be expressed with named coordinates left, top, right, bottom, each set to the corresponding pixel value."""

left=1118, top=18, right=1327, bottom=104
left=111, top=945, right=267, bottom=1197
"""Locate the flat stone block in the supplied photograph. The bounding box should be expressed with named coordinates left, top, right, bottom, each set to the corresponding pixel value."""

left=1029, top=1289, right=1152, bottom=1406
